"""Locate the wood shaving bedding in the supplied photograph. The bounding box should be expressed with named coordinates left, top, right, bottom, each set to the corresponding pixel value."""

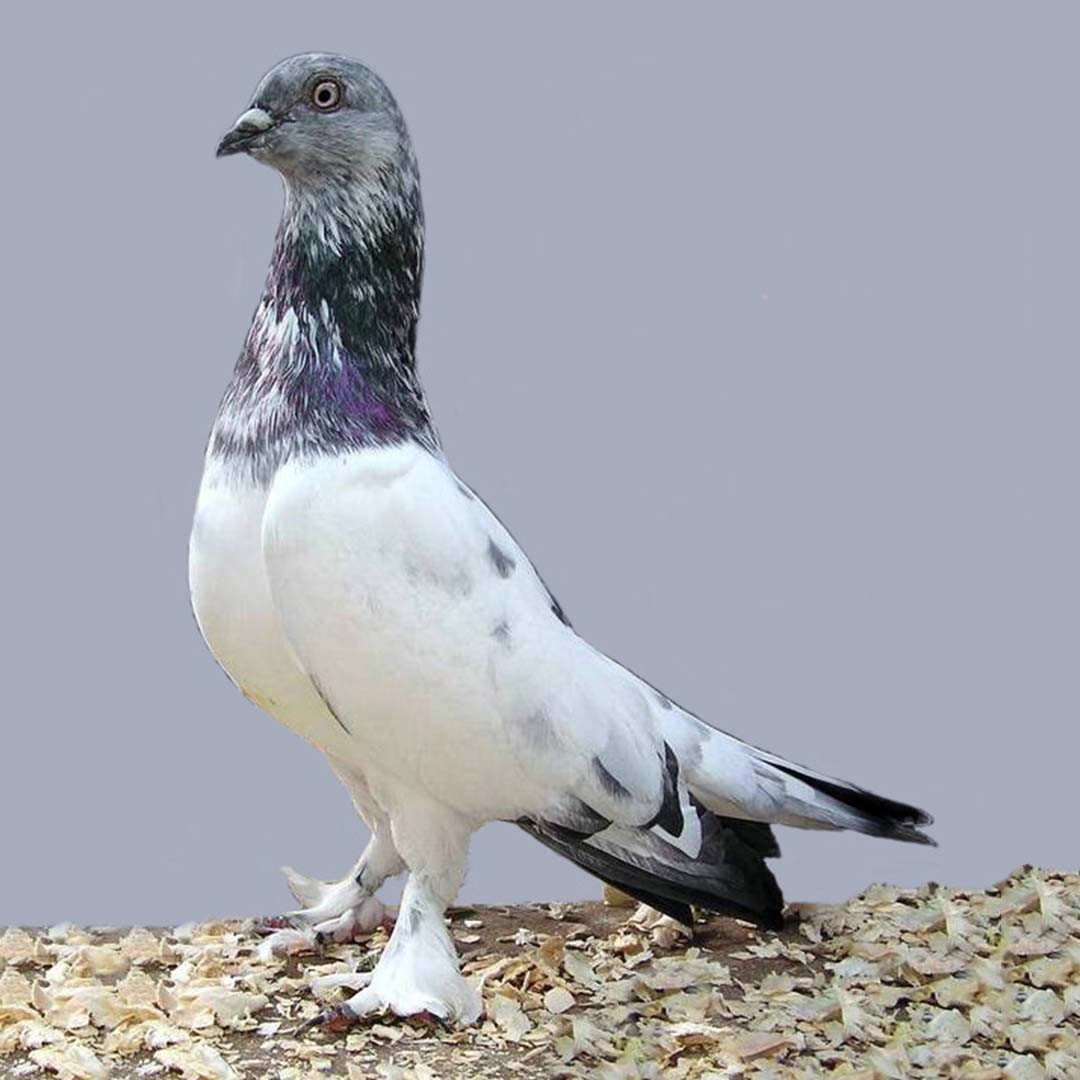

left=0, top=868, right=1076, bottom=1078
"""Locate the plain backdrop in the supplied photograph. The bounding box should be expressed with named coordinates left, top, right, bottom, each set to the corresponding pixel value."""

left=1, top=2, right=1076, bottom=927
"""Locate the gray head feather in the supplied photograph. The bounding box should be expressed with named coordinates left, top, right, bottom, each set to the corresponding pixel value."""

left=210, top=54, right=436, bottom=485
left=217, top=54, right=409, bottom=187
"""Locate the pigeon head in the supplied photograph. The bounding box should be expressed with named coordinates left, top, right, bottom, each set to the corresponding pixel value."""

left=211, top=54, right=434, bottom=481
left=216, top=53, right=410, bottom=188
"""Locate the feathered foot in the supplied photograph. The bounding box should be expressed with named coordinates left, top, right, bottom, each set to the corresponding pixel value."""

left=255, top=865, right=395, bottom=958
left=296, top=992, right=448, bottom=1036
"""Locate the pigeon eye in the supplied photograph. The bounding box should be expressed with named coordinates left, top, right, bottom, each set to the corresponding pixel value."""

left=310, top=79, right=343, bottom=111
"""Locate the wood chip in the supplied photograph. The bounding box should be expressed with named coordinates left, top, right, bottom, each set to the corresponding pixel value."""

left=543, top=987, right=575, bottom=1014
left=0, top=866, right=1076, bottom=1077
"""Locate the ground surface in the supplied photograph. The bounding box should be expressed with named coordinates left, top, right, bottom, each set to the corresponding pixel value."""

left=1, top=868, right=1077, bottom=1079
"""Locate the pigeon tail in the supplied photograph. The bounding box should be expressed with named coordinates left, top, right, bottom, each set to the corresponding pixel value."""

left=762, top=755, right=935, bottom=845
left=685, top=722, right=935, bottom=846
left=518, top=804, right=785, bottom=930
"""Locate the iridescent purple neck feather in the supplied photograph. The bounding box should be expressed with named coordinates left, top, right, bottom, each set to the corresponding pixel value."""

left=210, top=138, right=437, bottom=485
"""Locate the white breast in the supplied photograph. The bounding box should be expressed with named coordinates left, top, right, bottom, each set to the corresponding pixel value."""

left=188, top=457, right=353, bottom=754
left=256, top=444, right=634, bottom=820
left=191, top=444, right=665, bottom=825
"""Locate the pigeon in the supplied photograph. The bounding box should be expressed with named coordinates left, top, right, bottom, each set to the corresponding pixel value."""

left=190, top=53, right=934, bottom=1028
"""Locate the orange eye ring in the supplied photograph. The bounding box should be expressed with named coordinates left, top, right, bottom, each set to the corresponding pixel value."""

left=310, top=79, right=343, bottom=111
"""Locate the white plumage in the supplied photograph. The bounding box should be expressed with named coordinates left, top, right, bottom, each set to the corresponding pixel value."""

left=193, top=52, right=932, bottom=1028
left=191, top=441, right=930, bottom=1024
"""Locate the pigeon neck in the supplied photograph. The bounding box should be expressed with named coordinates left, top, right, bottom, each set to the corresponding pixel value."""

left=211, top=173, right=438, bottom=484
left=275, top=177, right=424, bottom=372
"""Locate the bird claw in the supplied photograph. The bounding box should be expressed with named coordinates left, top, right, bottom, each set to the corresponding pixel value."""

left=254, top=878, right=396, bottom=957
left=293, top=1000, right=443, bottom=1038
left=255, top=925, right=317, bottom=962
left=407, top=1008, right=449, bottom=1028
left=295, top=1002, right=358, bottom=1036
left=255, top=914, right=297, bottom=934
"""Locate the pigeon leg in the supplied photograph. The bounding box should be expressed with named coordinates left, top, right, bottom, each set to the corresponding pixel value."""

left=310, top=806, right=482, bottom=1027
left=258, top=761, right=405, bottom=954
left=257, top=825, right=404, bottom=955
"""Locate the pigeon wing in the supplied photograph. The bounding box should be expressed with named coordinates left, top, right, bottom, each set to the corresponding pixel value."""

left=259, top=443, right=679, bottom=833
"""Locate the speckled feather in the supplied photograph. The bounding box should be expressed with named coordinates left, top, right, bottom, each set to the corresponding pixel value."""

left=190, top=53, right=933, bottom=1026
left=208, top=57, right=436, bottom=486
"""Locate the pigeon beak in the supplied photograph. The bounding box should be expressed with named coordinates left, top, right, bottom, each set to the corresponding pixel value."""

left=216, top=107, right=276, bottom=158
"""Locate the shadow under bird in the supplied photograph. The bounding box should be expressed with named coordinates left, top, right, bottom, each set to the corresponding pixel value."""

left=190, top=53, right=934, bottom=1028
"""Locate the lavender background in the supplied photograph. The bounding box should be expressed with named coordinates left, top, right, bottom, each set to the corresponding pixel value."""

left=1, top=1, right=1076, bottom=925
